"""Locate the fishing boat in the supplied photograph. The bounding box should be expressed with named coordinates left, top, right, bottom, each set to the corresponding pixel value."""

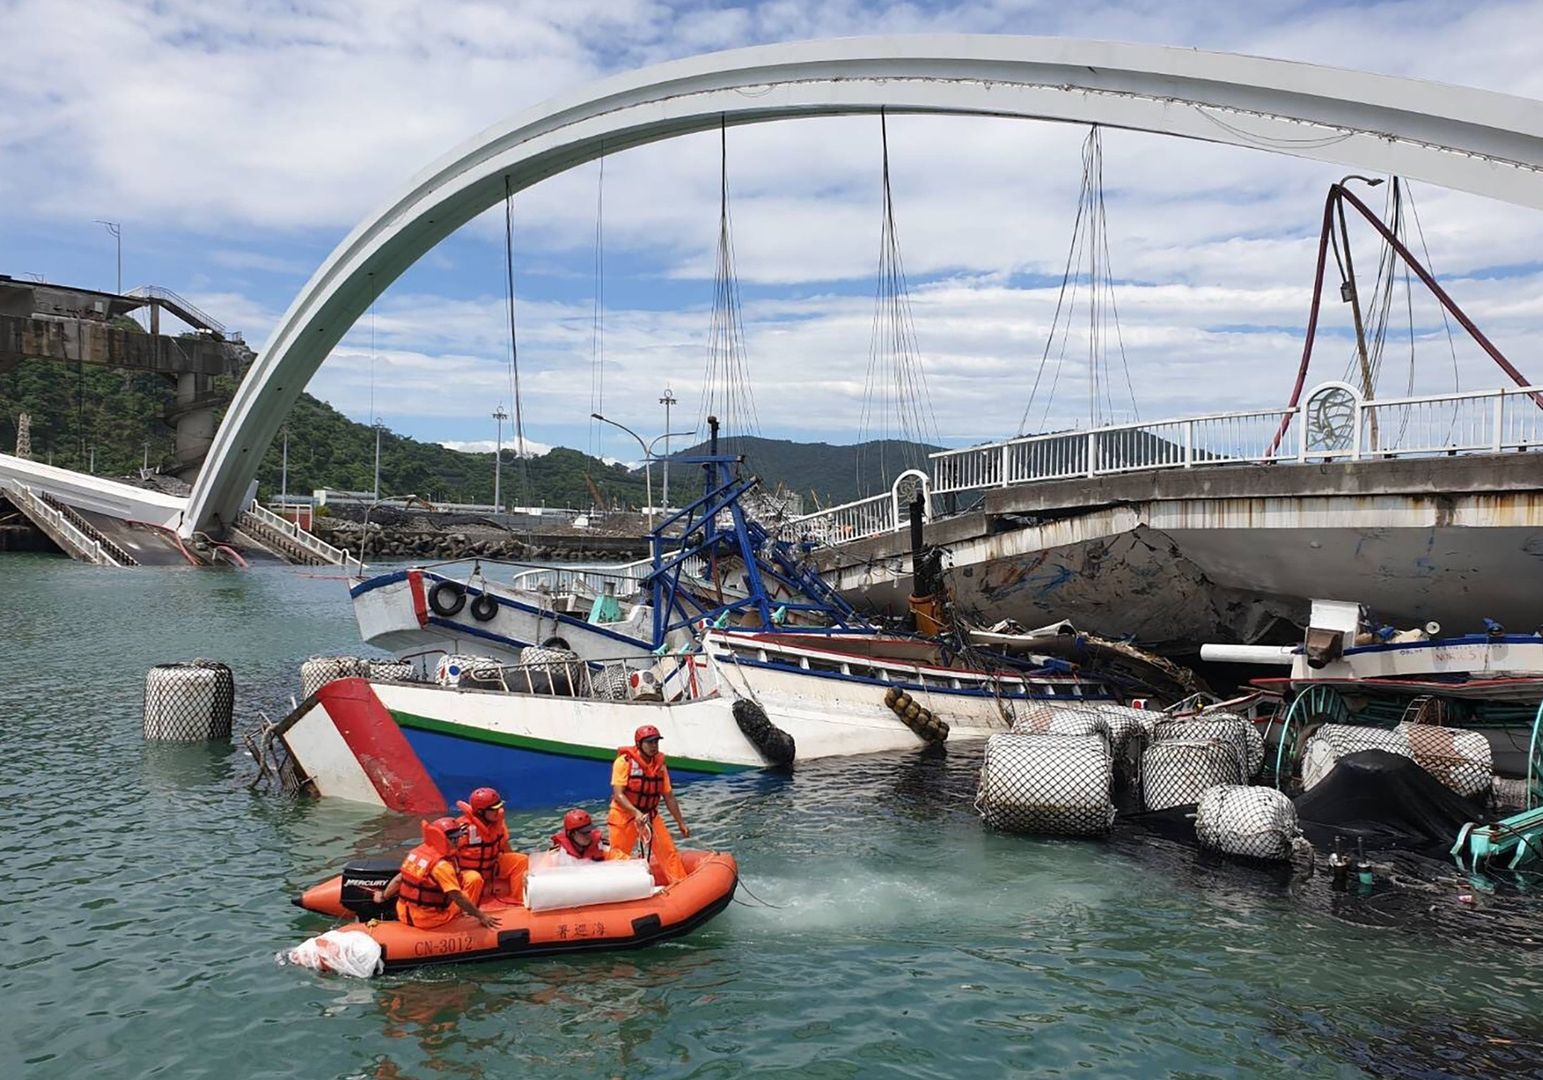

left=351, top=420, right=872, bottom=668
left=271, top=623, right=1115, bottom=812
left=264, top=422, right=1185, bottom=812
left=1201, top=598, right=1543, bottom=872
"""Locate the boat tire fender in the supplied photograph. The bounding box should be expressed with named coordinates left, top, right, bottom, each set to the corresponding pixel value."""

left=732, top=699, right=796, bottom=767
left=885, top=687, right=949, bottom=745
left=429, top=581, right=467, bottom=617
left=469, top=592, right=498, bottom=621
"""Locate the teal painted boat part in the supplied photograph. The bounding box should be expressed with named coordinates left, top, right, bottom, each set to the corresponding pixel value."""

left=1452, top=700, right=1543, bottom=871
left=1452, top=805, right=1543, bottom=872
left=587, top=591, right=623, bottom=625
left=390, top=708, right=755, bottom=776
left=1527, top=698, right=1543, bottom=810
left=1269, top=684, right=1350, bottom=789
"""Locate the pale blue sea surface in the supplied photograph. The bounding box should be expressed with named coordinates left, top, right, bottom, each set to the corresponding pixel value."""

left=4, top=555, right=1542, bottom=1079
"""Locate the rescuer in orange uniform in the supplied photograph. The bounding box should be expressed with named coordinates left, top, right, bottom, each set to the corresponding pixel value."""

left=550, top=808, right=630, bottom=863
left=608, top=725, right=690, bottom=883
left=454, top=786, right=529, bottom=901
left=391, top=817, right=501, bottom=930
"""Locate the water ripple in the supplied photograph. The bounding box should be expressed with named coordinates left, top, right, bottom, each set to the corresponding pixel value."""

left=5, top=557, right=1543, bottom=1078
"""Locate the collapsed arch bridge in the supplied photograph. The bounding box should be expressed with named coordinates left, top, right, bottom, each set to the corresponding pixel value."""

left=145, top=35, right=1543, bottom=533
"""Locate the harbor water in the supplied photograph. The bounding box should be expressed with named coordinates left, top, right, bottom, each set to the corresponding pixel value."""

left=6, top=555, right=1543, bottom=1079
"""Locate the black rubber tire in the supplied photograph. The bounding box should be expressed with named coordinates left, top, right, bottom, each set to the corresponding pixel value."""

left=469, top=592, right=498, bottom=622
left=429, top=580, right=467, bottom=617
left=732, top=699, right=796, bottom=767
left=541, top=636, right=571, bottom=651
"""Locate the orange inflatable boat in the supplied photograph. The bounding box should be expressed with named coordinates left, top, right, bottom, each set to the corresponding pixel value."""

left=295, top=850, right=737, bottom=971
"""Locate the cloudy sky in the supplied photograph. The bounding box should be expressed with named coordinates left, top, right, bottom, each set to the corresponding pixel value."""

left=4, top=0, right=1543, bottom=465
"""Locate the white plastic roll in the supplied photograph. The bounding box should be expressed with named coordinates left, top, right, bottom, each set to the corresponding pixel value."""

left=1194, top=785, right=1299, bottom=861
left=144, top=661, right=234, bottom=741
left=976, top=732, right=1115, bottom=837
left=433, top=654, right=504, bottom=687
left=1154, top=715, right=1262, bottom=777
left=1011, top=704, right=1110, bottom=742
left=301, top=655, right=370, bottom=700
left=524, top=859, right=658, bottom=913
left=1141, top=739, right=1246, bottom=811
left=1086, top=704, right=1149, bottom=757
left=368, top=659, right=415, bottom=682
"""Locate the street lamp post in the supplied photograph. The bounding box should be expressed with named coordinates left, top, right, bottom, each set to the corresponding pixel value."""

left=592, top=413, right=652, bottom=522
left=372, top=417, right=384, bottom=501
left=659, top=387, right=678, bottom=509
left=590, top=413, right=695, bottom=527
left=95, top=220, right=121, bottom=294
left=492, top=405, right=508, bottom=513
left=280, top=426, right=290, bottom=508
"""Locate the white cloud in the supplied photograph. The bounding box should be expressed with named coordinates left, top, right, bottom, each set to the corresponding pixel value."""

left=5, top=0, right=1543, bottom=460
left=439, top=438, right=554, bottom=457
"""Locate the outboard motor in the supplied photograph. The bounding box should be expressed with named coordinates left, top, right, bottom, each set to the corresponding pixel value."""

left=339, top=857, right=401, bottom=920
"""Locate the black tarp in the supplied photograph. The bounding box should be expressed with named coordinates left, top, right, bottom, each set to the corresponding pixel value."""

left=1293, top=749, right=1482, bottom=854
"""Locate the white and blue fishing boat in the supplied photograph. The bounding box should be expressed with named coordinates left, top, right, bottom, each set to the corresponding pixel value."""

left=351, top=421, right=876, bottom=667
left=272, top=625, right=1117, bottom=812
left=276, top=425, right=1131, bottom=811
left=1202, top=599, right=1543, bottom=874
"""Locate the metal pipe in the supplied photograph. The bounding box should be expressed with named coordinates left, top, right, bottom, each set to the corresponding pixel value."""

left=1199, top=643, right=1297, bottom=665
left=1337, top=185, right=1540, bottom=407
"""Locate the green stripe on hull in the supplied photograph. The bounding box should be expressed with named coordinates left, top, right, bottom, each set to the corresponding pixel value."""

left=389, top=709, right=755, bottom=775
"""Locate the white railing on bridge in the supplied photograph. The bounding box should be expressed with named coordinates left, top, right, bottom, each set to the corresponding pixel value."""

left=790, top=382, right=1543, bottom=547
left=1356, top=385, right=1543, bottom=458
left=784, top=469, right=931, bottom=546
left=930, top=406, right=1297, bottom=494
left=125, top=285, right=231, bottom=337
left=244, top=500, right=364, bottom=574
left=2, top=479, right=119, bottom=566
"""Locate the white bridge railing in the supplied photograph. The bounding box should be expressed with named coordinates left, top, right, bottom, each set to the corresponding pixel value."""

left=2, top=479, right=120, bottom=566
left=790, top=382, right=1543, bottom=547
left=245, top=500, right=364, bottom=573
left=785, top=469, right=931, bottom=546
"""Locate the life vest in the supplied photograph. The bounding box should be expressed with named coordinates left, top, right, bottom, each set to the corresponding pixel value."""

left=454, top=814, right=508, bottom=875
left=397, top=844, right=453, bottom=923
left=616, top=745, right=667, bottom=815
left=551, top=830, right=607, bottom=861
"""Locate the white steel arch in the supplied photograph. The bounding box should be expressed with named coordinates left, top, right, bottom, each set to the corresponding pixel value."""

left=185, top=34, right=1543, bottom=534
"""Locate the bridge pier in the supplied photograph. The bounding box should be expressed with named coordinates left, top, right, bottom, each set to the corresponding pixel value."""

left=0, top=276, right=250, bottom=479
left=171, top=372, right=219, bottom=480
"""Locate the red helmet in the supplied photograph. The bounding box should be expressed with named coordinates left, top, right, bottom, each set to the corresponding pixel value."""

left=423, top=816, right=467, bottom=856
left=634, top=724, right=663, bottom=745
left=468, top=787, right=504, bottom=814
left=563, top=808, right=594, bottom=832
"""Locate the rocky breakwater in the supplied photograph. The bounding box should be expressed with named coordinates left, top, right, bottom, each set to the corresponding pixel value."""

left=312, top=507, right=651, bottom=563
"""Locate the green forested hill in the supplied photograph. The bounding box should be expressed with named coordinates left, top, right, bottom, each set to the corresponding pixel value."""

left=703, top=435, right=942, bottom=507
left=0, top=359, right=180, bottom=475
left=246, top=389, right=652, bottom=509
left=1, top=356, right=937, bottom=509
